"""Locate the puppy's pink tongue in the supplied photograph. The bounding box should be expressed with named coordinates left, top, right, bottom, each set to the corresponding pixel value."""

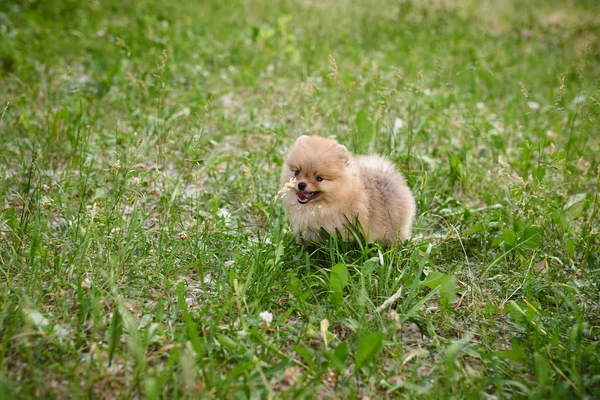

left=296, top=191, right=309, bottom=201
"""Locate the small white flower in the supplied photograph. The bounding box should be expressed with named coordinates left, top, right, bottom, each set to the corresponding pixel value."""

left=393, top=118, right=404, bottom=135
left=259, top=311, right=273, bottom=326
left=527, top=101, right=540, bottom=110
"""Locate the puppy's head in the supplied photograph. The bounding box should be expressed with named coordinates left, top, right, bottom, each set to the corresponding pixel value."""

left=281, top=135, right=357, bottom=206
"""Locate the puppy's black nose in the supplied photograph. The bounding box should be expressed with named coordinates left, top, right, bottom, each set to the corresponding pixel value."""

left=297, top=182, right=307, bottom=191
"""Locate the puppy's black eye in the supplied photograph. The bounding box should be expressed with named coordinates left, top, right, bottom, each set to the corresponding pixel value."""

left=294, top=170, right=300, bottom=176
left=315, top=176, right=323, bottom=182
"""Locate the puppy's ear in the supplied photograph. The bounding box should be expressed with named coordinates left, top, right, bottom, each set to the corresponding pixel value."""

left=295, top=135, right=309, bottom=144
left=336, top=144, right=350, bottom=165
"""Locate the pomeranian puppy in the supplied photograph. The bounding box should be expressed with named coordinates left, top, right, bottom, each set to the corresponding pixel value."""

left=279, top=135, right=415, bottom=245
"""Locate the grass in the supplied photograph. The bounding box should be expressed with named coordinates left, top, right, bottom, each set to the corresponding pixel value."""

left=1, top=0, right=599, bottom=398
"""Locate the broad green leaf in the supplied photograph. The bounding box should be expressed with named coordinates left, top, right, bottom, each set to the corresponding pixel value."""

left=355, top=332, right=384, bottom=370
left=502, top=229, right=516, bottom=245
left=420, top=271, right=447, bottom=288
left=463, top=222, right=487, bottom=236
left=330, top=263, right=350, bottom=307
left=420, top=271, right=456, bottom=306
left=440, top=276, right=456, bottom=306
left=334, top=341, right=349, bottom=363
left=325, top=341, right=349, bottom=373
left=331, top=263, right=349, bottom=287
left=504, top=300, right=527, bottom=324
left=521, top=226, right=541, bottom=250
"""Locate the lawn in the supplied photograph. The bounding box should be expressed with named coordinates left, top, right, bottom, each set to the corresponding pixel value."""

left=1, top=0, right=599, bottom=398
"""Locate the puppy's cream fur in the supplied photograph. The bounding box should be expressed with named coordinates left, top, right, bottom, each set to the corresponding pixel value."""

left=280, top=135, right=415, bottom=244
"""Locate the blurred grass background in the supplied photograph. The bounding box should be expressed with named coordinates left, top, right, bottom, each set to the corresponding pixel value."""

left=1, top=0, right=599, bottom=398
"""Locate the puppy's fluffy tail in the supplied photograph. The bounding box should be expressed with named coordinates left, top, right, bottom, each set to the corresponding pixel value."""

left=398, top=184, right=416, bottom=241
left=356, top=155, right=398, bottom=174
left=357, top=155, right=416, bottom=242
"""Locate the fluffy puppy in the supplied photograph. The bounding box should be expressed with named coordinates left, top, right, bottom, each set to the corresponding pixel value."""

left=279, top=135, right=416, bottom=244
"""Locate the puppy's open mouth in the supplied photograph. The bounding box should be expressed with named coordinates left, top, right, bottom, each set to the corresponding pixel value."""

left=296, top=191, right=319, bottom=204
